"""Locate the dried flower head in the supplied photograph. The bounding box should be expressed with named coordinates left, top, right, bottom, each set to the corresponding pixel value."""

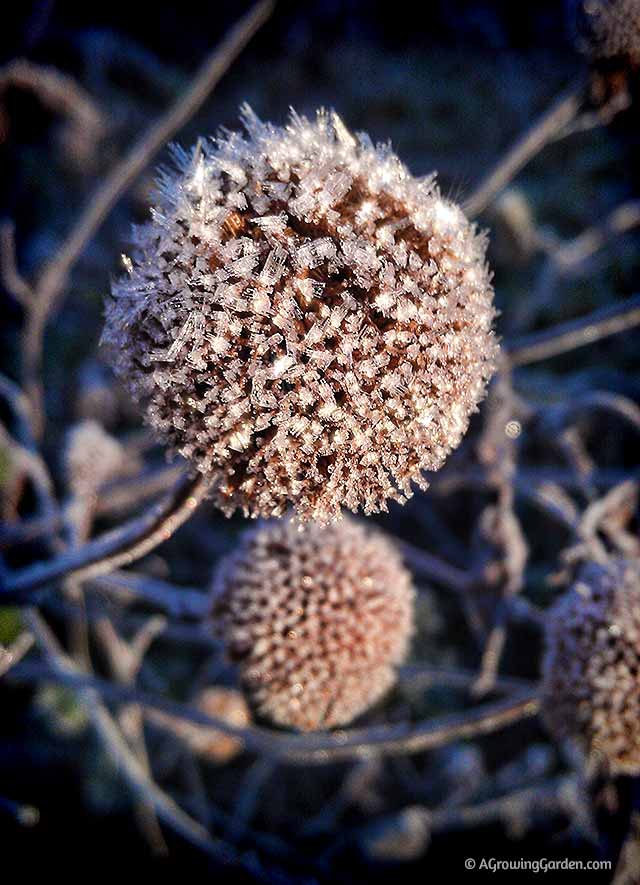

left=211, top=517, right=415, bottom=731
left=64, top=419, right=126, bottom=497
left=541, top=558, right=640, bottom=775
left=578, top=0, right=640, bottom=62
left=149, top=687, right=250, bottom=763
left=577, top=0, right=640, bottom=102
left=103, top=107, right=497, bottom=524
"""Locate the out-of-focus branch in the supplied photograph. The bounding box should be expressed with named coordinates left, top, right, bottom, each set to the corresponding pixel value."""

left=464, top=85, right=583, bottom=218
left=0, top=632, right=34, bottom=677
left=7, top=662, right=541, bottom=764
left=21, top=609, right=234, bottom=861
left=0, top=471, right=210, bottom=604
left=506, top=294, right=640, bottom=366
left=5, top=0, right=274, bottom=437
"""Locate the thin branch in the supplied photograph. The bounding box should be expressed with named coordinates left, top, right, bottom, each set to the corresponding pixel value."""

left=0, top=632, right=34, bottom=677
left=21, top=610, right=235, bottom=862
left=464, top=85, right=583, bottom=218
left=0, top=471, right=210, bottom=604
left=0, top=463, right=184, bottom=550
left=90, top=571, right=209, bottom=619
left=0, top=222, right=34, bottom=306
left=15, top=0, right=274, bottom=435
left=507, top=294, right=640, bottom=367
left=550, top=200, right=640, bottom=274
left=398, top=540, right=472, bottom=592
left=7, top=663, right=541, bottom=764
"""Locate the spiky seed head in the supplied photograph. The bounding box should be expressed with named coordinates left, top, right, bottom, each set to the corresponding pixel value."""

left=541, top=558, right=640, bottom=775
left=210, top=517, right=415, bottom=731
left=103, top=108, right=497, bottom=524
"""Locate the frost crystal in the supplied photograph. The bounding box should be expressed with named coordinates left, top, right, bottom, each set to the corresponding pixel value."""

left=541, top=558, right=640, bottom=775
left=103, top=108, right=498, bottom=523
left=210, top=517, right=415, bottom=731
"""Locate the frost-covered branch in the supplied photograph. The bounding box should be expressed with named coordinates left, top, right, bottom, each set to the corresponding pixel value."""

left=5, top=0, right=274, bottom=436
left=0, top=471, right=210, bottom=604
left=507, top=294, right=640, bottom=366
left=464, top=85, right=583, bottom=218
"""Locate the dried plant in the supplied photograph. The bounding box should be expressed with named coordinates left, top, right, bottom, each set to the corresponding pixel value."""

left=103, top=107, right=497, bottom=524
left=541, top=558, right=640, bottom=776
left=578, top=0, right=640, bottom=63
left=149, top=687, right=251, bottom=762
left=2, top=1, right=640, bottom=878
left=210, top=517, right=414, bottom=730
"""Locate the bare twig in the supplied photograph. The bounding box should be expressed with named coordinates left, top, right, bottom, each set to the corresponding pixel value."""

left=507, top=294, right=640, bottom=367
left=10, top=0, right=274, bottom=436
left=0, top=222, right=35, bottom=306
left=21, top=609, right=235, bottom=862
left=0, top=471, right=210, bottom=604
left=464, top=85, right=583, bottom=218
left=398, top=540, right=472, bottom=592
left=0, top=632, right=34, bottom=677
left=7, top=663, right=541, bottom=764
left=90, top=571, right=209, bottom=619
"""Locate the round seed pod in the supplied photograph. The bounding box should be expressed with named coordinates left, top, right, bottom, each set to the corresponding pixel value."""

left=576, top=0, right=640, bottom=103
left=103, top=107, right=497, bottom=524
left=149, top=687, right=250, bottom=763
left=541, top=558, right=640, bottom=775
left=211, top=517, right=415, bottom=731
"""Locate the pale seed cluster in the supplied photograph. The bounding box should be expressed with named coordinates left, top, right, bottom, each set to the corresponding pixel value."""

left=541, top=558, right=640, bottom=775
left=64, top=419, right=126, bottom=498
left=210, top=517, right=414, bottom=731
left=103, top=107, right=497, bottom=524
left=149, top=687, right=250, bottom=763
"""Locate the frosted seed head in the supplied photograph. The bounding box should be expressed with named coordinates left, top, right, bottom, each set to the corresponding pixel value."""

left=210, top=517, right=415, bottom=731
left=103, top=108, right=498, bottom=523
left=541, top=558, right=640, bottom=775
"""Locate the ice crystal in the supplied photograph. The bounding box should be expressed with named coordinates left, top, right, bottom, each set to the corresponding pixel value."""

left=103, top=108, right=498, bottom=523
left=541, top=558, right=640, bottom=775
left=210, top=517, right=415, bottom=731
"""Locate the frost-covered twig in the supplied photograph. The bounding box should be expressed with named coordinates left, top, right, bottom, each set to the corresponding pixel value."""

left=7, top=662, right=541, bottom=763
left=21, top=609, right=235, bottom=862
left=9, top=0, right=274, bottom=436
left=90, top=571, right=209, bottom=619
left=464, top=85, right=583, bottom=218
left=0, top=471, right=210, bottom=604
left=507, top=294, right=640, bottom=366
left=0, top=632, right=34, bottom=677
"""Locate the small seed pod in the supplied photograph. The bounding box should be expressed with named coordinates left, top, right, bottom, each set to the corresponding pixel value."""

left=63, top=419, right=126, bottom=498
left=541, top=558, right=640, bottom=775
left=149, top=687, right=250, bottom=763
left=576, top=0, right=640, bottom=104
left=103, top=107, right=497, bottom=524
left=211, top=518, right=415, bottom=731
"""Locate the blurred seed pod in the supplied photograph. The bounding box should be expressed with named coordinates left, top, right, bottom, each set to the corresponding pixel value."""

left=211, top=517, right=415, bottom=731
left=541, top=557, right=640, bottom=776
left=576, top=0, right=640, bottom=104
